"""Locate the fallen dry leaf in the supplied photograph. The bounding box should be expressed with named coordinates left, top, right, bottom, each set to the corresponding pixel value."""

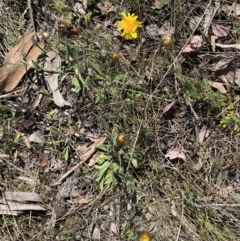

left=189, top=16, right=201, bottom=31
left=170, top=200, right=178, bottom=217
left=212, top=24, right=228, bottom=37
left=182, top=35, right=205, bottom=52
left=39, top=151, right=48, bottom=167
left=96, top=1, right=116, bottom=15
left=158, top=21, right=174, bottom=35
left=209, top=58, right=233, bottom=72
left=0, top=191, right=46, bottom=215
left=29, top=130, right=45, bottom=146
left=146, top=24, right=161, bottom=38
left=151, top=0, right=165, bottom=10
left=209, top=81, right=227, bottom=93
left=162, top=101, right=175, bottom=114
left=225, top=69, right=240, bottom=86
left=0, top=30, right=44, bottom=93
left=4, top=191, right=44, bottom=203
left=0, top=202, right=46, bottom=215
left=92, top=226, right=101, bottom=240
left=165, top=150, right=186, bottom=161
left=78, top=196, right=90, bottom=204
left=198, top=125, right=210, bottom=143
left=44, top=50, right=71, bottom=107
left=187, top=159, right=203, bottom=173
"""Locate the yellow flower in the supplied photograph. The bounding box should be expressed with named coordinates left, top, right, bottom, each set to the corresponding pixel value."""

left=116, top=12, right=142, bottom=40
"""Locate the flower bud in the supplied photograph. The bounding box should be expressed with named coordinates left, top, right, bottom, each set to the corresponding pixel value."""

left=162, top=34, right=173, bottom=48
left=137, top=231, right=152, bottom=241
left=116, top=133, right=127, bottom=145
left=41, top=31, right=50, bottom=40
left=112, top=53, right=120, bottom=62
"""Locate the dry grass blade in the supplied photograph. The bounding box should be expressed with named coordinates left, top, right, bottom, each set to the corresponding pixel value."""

left=0, top=30, right=44, bottom=92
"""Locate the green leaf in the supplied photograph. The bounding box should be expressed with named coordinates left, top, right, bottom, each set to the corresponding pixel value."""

left=89, top=60, right=102, bottom=75
left=96, top=162, right=110, bottom=182
left=113, top=74, right=126, bottom=84
left=50, top=126, right=63, bottom=137
left=47, top=109, right=56, bottom=118
left=99, top=177, right=105, bottom=190
left=104, top=171, right=114, bottom=185
left=95, top=153, right=109, bottom=165
left=131, top=158, right=139, bottom=168
left=14, top=133, right=21, bottom=143
left=96, top=144, right=110, bottom=152
left=64, top=146, right=69, bottom=161
left=71, top=77, right=81, bottom=94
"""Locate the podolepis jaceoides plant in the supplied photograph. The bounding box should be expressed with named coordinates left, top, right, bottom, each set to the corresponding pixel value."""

left=95, top=132, right=140, bottom=191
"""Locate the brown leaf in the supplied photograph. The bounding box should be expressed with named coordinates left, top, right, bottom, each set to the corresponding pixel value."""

left=198, top=125, right=210, bottom=143
left=182, top=35, right=204, bottom=53
left=44, top=50, right=70, bottom=107
left=209, top=81, right=227, bottom=93
left=78, top=196, right=90, bottom=204
left=0, top=191, right=47, bottom=215
left=39, top=152, right=48, bottom=167
left=188, top=159, right=203, bottom=173
left=29, top=130, right=45, bottom=146
left=170, top=200, right=178, bottom=217
left=212, top=24, right=228, bottom=37
left=162, top=101, right=175, bottom=114
left=151, top=0, right=165, bottom=10
left=225, top=69, right=240, bottom=86
left=165, top=150, right=186, bottom=161
left=4, top=192, right=45, bottom=203
left=0, top=30, right=44, bottom=93
left=96, top=1, right=116, bottom=15
left=189, top=17, right=201, bottom=31
left=0, top=202, right=46, bottom=215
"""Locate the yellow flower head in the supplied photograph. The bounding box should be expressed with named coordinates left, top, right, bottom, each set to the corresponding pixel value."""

left=116, top=12, right=142, bottom=40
